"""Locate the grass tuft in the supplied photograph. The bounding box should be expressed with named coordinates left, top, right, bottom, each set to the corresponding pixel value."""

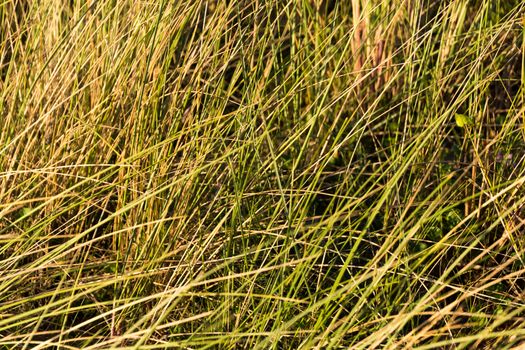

left=1, top=0, right=525, bottom=348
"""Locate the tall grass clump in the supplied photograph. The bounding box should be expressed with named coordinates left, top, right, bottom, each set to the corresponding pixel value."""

left=1, top=0, right=524, bottom=348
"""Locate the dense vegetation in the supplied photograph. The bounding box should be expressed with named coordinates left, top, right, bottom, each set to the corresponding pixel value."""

left=1, top=0, right=524, bottom=348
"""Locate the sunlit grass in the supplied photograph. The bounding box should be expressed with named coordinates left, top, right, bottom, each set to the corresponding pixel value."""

left=1, top=0, right=524, bottom=348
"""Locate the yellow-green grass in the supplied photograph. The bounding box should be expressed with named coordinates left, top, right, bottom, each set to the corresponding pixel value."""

left=1, top=0, right=524, bottom=348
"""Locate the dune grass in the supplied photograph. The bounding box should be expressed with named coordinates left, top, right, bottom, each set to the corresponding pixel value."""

left=1, top=0, right=525, bottom=348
